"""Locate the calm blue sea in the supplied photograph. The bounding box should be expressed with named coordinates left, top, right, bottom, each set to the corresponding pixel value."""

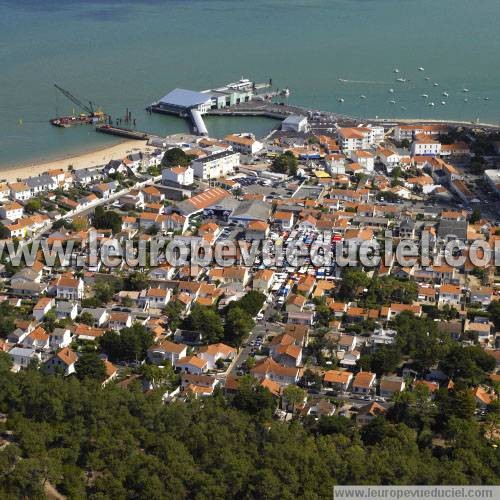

left=0, top=0, right=499, bottom=167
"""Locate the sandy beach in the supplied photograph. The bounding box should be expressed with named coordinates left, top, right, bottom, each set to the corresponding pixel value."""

left=0, top=140, right=155, bottom=183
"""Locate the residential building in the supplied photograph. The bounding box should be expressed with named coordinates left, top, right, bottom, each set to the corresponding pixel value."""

left=0, top=201, right=24, bottom=221
left=356, top=402, right=387, bottom=425
left=224, top=133, right=263, bottom=154
left=148, top=341, right=187, bottom=366
left=162, top=166, right=194, bottom=186
left=379, top=376, right=405, bottom=398
left=176, top=355, right=208, bottom=374
left=191, top=151, right=240, bottom=180
left=352, top=371, right=376, bottom=394
left=198, top=343, right=236, bottom=370
left=250, top=357, right=300, bottom=385
left=323, top=370, right=353, bottom=391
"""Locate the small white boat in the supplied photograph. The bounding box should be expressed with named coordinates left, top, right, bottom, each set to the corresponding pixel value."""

left=396, top=78, right=406, bottom=83
left=441, top=101, right=446, bottom=105
left=394, top=68, right=400, bottom=73
left=442, top=92, right=449, bottom=97
left=433, top=82, right=439, bottom=87
left=360, top=95, right=367, bottom=99
left=401, top=106, right=407, bottom=110
left=464, top=98, right=468, bottom=102
left=421, top=94, right=429, bottom=98
left=418, top=67, right=425, bottom=71
left=425, top=77, right=431, bottom=81
left=484, top=97, right=489, bottom=101
left=388, top=88, right=394, bottom=93
left=429, top=102, right=435, bottom=107
left=337, top=98, right=345, bottom=103
left=389, top=100, right=396, bottom=104
left=463, top=88, right=470, bottom=92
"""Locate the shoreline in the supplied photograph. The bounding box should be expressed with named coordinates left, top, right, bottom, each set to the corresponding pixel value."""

left=0, top=110, right=498, bottom=185
left=0, top=139, right=153, bottom=183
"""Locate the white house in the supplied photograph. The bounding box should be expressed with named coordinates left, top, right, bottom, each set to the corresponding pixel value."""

left=49, top=328, right=72, bottom=349
left=55, top=301, right=79, bottom=321
left=53, top=274, right=84, bottom=301
left=9, top=347, right=41, bottom=371
left=46, top=347, right=77, bottom=376
left=273, top=211, right=295, bottom=230
left=8, top=182, right=31, bottom=201
left=378, top=148, right=400, bottom=172
left=224, top=133, right=263, bottom=154
left=411, top=139, right=442, bottom=157
left=198, top=343, right=237, bottom=370
left=352, top=371, right=376, bottom=394
left=32, top=297, right=55, bottom=321
left=350, top=150, right=375, bottom=172
left=162, top=166, right=194, bottom=186
left=26, top=175, right=58, bottom=196
left=176, top=355, right=208, bottom=375
left=0, top=183, right=10, bottom=201
left=108, top=312, right=132, bottom=331
left=438, top=284, right=462, bottom=307
left=325, top=154, right=346, bottom=175
left=141, top=288, right=171, bottom=309
left=0, top=201, right=24, bottom=221
left=147, top=340, right=187, bottom=366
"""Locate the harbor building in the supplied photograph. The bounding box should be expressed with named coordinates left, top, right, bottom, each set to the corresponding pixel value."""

left=149, top=79, right=269, bottom=136
left=281, top=115, right=308, bottom=133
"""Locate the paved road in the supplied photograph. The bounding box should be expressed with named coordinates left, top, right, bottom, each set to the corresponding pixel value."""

left=228, top=298, right=283, bottom=377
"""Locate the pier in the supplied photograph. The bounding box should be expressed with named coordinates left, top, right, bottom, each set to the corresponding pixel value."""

left=95, top=124, right=151, bottom=140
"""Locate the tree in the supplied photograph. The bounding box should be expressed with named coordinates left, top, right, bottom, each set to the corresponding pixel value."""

left=231, top=375, right=277, bottom=418
left=78, top=312, right=95, bottom=326
left=42, top=310, right=57, bottom=332
left=183, top=304, right=224, bottom=344
left=0, top=302, right=16, bottom=338
left=487, top=301, right=500, bottom=329
left=282, top=384, right=306, bottom=413
left=314, top=297, right=333, bottom=327
left=24, top=198, right=42, bottom=214
left=227, top=291, right=266, bottom=317
left=163, top=300, right=184, bottom=332
left=140, top=362, right=176, bottom=389
left=100, top=323, right=154, bottom=362
left=93, top=281, right=115, bottom=304
left=271, top=151, right=298, bottom=176
left=337, top=267, right=369, bottom=300
left=75, top=352, right=106, bottom=382
left=360, top=345, right=402, bottom=377
left=125, top=271, right=148, bottom=291
left=224, top=306, right=254, bottom=348
left=161, top=148, right=193, bottom=168
left=0, top=223, right=9, bottom=239
left=469, top=207, right=481, bottom=224
left=440, top=344, right=496, bottom=385
left=93, top=207, right=122, bottom=234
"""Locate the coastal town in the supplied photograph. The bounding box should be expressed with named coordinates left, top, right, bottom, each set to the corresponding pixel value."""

left=1, top=107, right=500, bottom=429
